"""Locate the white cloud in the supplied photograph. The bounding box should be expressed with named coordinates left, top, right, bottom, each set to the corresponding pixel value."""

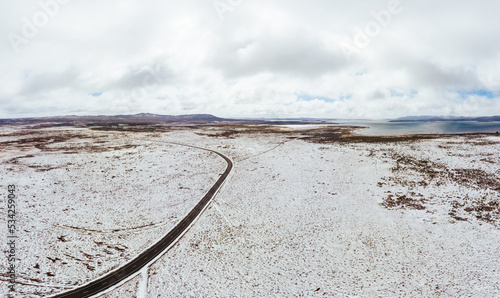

left=1, top=0, right=499, bottom=119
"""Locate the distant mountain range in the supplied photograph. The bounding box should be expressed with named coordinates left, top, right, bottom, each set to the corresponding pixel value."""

left=3, top=113, right=499, bottom=125
left=0, top=113, right=333, bottom=126
left=0, top=113, right=226, bottom=125
left=390, top=116, right=500, bottom=122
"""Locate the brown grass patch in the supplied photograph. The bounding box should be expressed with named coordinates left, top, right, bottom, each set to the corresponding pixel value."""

left=381, top=194, right=426, bottom=210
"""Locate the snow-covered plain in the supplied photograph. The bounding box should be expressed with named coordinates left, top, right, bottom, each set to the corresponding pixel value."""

left=0, top=126, right=226, bottom=297
left=145, top=130, right=500, bottom=297
left=1, top=125, right=500, bottom=297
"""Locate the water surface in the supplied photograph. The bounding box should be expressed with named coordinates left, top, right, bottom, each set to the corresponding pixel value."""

left=334, top=120, right=500, bottom=136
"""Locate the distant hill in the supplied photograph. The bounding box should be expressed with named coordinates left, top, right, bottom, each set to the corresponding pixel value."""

left=390, top=116, right=500, bottom=122
left=0, top=113, right=335, bottom=127
left=0, top=113, right=226, bottom=125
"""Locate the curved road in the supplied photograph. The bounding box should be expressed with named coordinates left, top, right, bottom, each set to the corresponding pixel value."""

left=52, top=141, right=233, bottom=298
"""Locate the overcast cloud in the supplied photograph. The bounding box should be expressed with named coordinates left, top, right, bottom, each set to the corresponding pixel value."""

left=1, top=0, right=499, bottom=119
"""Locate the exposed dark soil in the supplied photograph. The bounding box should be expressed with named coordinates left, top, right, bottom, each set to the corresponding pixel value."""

left=379, top=141, right=500, bottom=225
left=0, top=135, right=76, bottom=149
left=0, top=128, right=145, bottom=156
left=382, top=194, right=426, bottom=210
left=450, top=198, right=500, bottom=224
left=448, top=168, right=500, bottom=192
left=195, top=125, right=438, bottom=143
left=87, top=123, right=171, bottom=132
left=196, top=124, right=500, bottom=145
left=390, top=154, right=444, bottom=179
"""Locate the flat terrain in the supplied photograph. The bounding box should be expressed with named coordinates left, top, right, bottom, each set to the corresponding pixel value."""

left=1, top=124, right=500, bottom=297
left=0, top=126, right=226, bottom=297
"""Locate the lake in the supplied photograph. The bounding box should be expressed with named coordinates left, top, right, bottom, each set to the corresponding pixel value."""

left=335, top=120, right=500, bottom=136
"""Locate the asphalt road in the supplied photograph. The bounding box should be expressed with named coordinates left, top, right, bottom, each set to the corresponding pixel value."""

left=52, top=142, right=233, bottom=298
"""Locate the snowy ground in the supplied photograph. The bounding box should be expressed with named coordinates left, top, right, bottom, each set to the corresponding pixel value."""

left=0, top=126, right=226, bottom=297
left=1, top=125, right=500, bottom=297
left=145, top=129, right=500, bottom=297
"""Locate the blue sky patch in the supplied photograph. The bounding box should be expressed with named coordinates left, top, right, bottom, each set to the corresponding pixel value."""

left=90, top=92, right=103, bottom=97
left=297, top=94, right=351, bottom=102
left=457, top=89, right=498, bottom=99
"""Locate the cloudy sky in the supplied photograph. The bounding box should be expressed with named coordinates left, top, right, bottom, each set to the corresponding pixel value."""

left=1, top=0, right=500, bottom=119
